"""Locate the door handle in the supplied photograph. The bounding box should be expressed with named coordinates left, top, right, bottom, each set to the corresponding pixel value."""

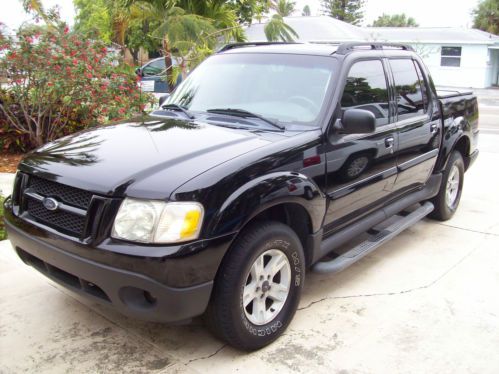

left=430, top=123, right=438, bottom=133
left=385, top=137, right=394, bottom=148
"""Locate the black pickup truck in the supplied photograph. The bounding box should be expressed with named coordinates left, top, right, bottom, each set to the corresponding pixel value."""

left=4, top=42, right=479, bottom=350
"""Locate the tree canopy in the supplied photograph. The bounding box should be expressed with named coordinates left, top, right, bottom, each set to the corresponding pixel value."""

left=371, top=13, right=419, bottom=27
left=472, top=0, right=499, bottom=35
left=321, top=0, right=364, bottom=25
left=271, top=0, right=296, bottom=17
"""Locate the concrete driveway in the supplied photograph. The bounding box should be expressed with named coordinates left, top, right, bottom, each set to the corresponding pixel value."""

left=2, top=135, right=499, bottom=373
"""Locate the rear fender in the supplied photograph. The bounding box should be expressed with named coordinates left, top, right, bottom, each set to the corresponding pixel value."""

left=435, top=116, right=471, bottom=172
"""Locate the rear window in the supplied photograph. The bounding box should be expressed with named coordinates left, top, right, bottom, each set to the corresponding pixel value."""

left=390, top=59, right=425, bottom=121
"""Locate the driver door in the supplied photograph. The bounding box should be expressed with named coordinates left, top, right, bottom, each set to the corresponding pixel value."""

left=323, top=59, right=399, bottom=233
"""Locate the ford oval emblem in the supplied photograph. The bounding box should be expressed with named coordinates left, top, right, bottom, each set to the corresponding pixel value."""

left=42, top=197, right=59, bottom=211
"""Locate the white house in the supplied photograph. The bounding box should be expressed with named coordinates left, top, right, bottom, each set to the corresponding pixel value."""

left=244, top=17, right=499, bottom=88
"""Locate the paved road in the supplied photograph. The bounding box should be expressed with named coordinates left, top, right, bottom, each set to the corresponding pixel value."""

left=1, top=132, right=499, bottom=373
left=479, top=105, right=499, bottom=134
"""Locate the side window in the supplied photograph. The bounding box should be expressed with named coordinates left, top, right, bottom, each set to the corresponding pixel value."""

left=341, top=60, right=389, bottom=126
left=143, top=59, right=166, bottom=76
left=413, top=60, right=429, bottom=112
left=390, top=59, right=425, bottom=121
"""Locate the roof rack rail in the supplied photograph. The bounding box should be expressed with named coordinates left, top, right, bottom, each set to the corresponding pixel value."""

left=335, top=42, right=414, bottom=55
left=217, top=41, right=301, bottom=53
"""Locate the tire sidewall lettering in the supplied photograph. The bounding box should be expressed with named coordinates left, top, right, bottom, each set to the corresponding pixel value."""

left=239, top=238, right=302, bottom=336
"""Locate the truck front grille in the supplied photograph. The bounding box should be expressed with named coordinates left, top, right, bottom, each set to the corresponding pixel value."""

left=26, top=198, right=86, bottom=236
left=29, top=175, right=93, bottom=209
left=16, top=173, right=99, bottom=239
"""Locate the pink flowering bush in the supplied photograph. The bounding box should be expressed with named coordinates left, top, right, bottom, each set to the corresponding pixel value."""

left=0, top=23, right=153, bottom=152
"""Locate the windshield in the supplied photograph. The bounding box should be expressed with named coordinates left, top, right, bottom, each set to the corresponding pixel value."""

left=164, top=53, right=335, bottom=126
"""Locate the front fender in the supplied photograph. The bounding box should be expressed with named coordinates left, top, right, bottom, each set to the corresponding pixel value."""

left=205, top=172, right=326, bottom=237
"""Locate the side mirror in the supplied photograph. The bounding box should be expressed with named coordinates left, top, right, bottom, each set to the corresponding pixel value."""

left=339, top=109, right=376, bottom=134
left=158, top=94, right=170, bottom=107
left=135, top=68, right=143, bottom=77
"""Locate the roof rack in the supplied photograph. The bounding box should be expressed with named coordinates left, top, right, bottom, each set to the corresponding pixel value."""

left=335, top=42, right=414, bottom=54
left=217, top=41, right=301, bottom=53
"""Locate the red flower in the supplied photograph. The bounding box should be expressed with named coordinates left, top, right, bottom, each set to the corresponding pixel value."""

left=118, top=108, right=126, bottom=114
left=85, top=73, right=92, bottom=79
left=70, top=50, right=77, bottom=57
left=64, top=26, right=69, bottom=34
left=47, top=82, right=53, bottom=87
left=25, top=36, right=33, bottom=44
left=72, top=58, right=78, bottom=66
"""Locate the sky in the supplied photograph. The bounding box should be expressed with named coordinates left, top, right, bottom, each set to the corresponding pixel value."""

left=1, top=0, right=481, bottom=32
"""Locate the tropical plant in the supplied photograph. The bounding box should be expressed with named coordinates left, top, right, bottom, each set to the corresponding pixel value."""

left=133, top=0, right=247, bottom=89
left=74, top=0, right=113, bottom=43
left=302, top=4, right=311, bottom=16
left=0, top=24, right=152, bottom=150
left=264, top=14, right=298, bottom=41
left=0, top=195, right=6, bottom=240
left=472, top=0, right=499, bottom=35
left=371, top=13, right=419, bottom=27
left=227, top=0, right=270, bottom=25
left=271, top=0, right=296, bottom=17
left=321, top=0, right=364, bottom=25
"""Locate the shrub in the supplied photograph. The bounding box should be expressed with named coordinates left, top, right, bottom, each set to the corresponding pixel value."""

left=0, top=195, right=5, bottom=240
left=0, top=23, right=153, bottom=152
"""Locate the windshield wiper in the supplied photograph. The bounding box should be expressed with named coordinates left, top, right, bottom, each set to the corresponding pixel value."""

left=206, top=108, right=284, bottom=130
left=162, top=104, right=195, bottom=119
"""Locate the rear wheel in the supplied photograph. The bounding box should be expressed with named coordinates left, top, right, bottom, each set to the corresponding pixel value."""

left=429, top=150, right=465, bottom=221
left=205, top=221, right=305, bottom=351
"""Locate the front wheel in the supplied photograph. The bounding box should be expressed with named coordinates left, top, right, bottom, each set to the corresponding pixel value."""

left=429, top=150, right=465, bottom=221
left=205, top=221, right=305, bottom=350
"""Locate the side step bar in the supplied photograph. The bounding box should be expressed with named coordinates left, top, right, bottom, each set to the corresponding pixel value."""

left=312, top=202, right=434, bottom=274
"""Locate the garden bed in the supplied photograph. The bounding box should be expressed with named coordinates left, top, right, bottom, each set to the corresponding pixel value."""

left=0, top=153, right=23, bottom=173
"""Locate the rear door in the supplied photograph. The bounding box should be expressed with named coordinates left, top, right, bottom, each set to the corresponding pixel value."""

left=388, top=58, right=441, bottom=192
left=323, top=59, right=399, bottom=232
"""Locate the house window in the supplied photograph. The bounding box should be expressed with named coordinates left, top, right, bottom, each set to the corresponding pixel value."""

left=441, top=47, right=462, bottom=67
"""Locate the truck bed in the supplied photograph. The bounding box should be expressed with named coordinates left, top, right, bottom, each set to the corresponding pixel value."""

left=436, top=87, right=474, bottom=99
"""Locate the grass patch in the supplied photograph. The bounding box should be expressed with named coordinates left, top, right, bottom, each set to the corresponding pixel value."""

left=0, top=195, right=6, bottom=240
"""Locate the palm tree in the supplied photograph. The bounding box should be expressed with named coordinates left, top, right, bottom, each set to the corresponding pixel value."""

left=134, top=1, right=218, bottom=89
left=271, top=0, right=296, bottom=17
left=176, top=0, right=246, bottom=42
left=264, top=14, right=298, bottom=42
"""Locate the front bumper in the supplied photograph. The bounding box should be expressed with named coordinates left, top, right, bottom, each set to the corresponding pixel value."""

left=5, top=219, right=213, bottom=323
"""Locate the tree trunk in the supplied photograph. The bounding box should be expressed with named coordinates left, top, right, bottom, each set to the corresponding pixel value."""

left=163, top=37, right=174, bottom=93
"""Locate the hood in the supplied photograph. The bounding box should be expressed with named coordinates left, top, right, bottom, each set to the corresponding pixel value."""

left=19, top=116, right=280, bottom=199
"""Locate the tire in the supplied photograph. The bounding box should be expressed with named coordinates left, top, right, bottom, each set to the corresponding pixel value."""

left=205, top=221, right=305, bottom=351
left=429, top=150, right=465, bottom=221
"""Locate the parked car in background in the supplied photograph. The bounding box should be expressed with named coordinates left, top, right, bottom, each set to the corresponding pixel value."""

left=135, top=57, right=183, bottom=99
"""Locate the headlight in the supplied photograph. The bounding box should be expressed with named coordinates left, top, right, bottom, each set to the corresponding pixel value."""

left=111, top=198, right=204, bottom=243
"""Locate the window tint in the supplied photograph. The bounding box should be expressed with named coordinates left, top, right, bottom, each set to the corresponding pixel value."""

left=341, top=60, right=389, bottom=126
left=390, top=59, right=425, bottom=121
